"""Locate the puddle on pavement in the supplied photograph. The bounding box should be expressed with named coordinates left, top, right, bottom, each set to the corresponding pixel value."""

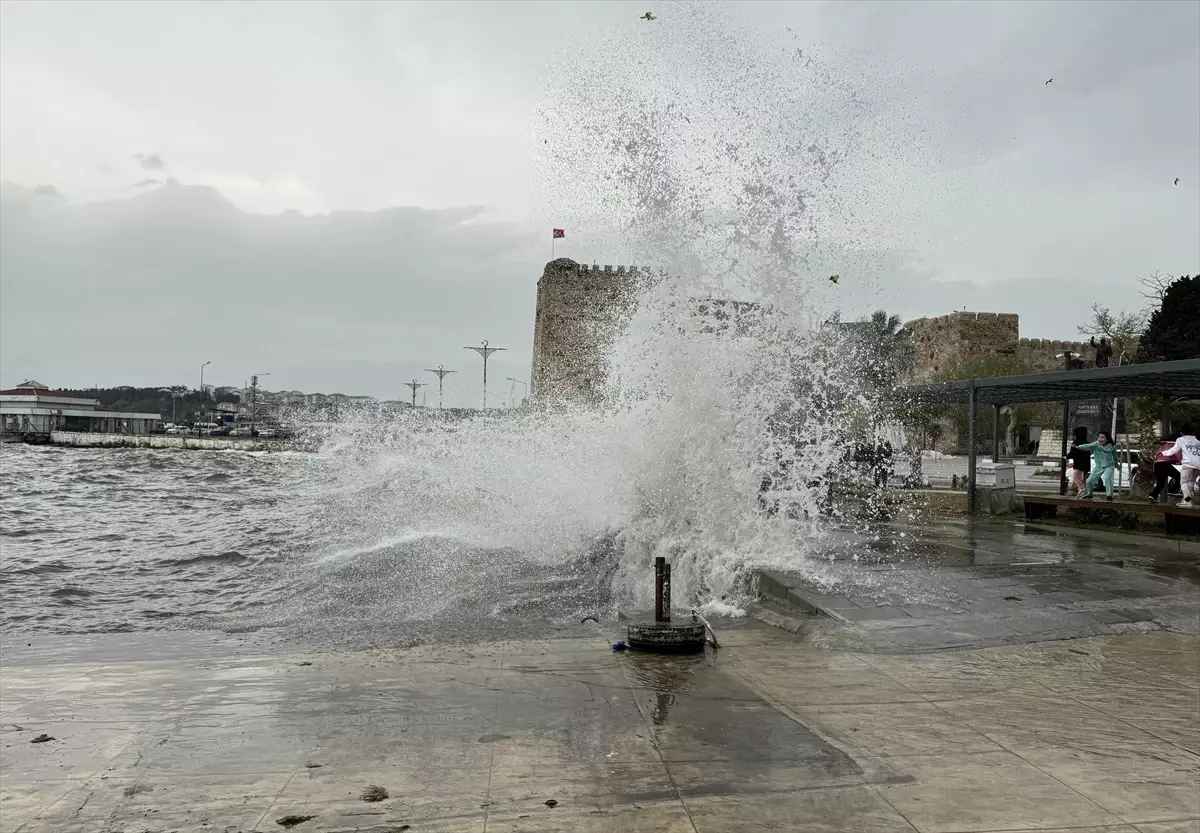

left=616, top=647, right=862, bottom=779
left=623, top=650, right=713, bottom=726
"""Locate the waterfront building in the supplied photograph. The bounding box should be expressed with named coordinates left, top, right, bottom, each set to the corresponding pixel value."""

left=0, top=380, right=162, bottom=437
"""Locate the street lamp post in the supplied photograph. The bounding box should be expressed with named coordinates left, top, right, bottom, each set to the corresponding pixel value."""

left=249, top=372, right=270, bottom=436
left=424, top=365, right=457, bottom=409
left=463, top=341, right=506, bottom=411
left=402, top=380, right=425, bottom=408
left=200, top=361, right=211, bottom=422
left=506, top=377, right=527, bottom=409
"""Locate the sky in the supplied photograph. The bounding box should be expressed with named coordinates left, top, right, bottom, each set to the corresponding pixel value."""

left=2, top=0, right=1197, bottom=403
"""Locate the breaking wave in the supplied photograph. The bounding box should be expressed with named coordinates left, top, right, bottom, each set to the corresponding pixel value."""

left=298, top=7, right=876, bottom=618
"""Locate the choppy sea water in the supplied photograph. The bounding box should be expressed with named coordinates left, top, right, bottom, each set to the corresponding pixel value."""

left=0, top=443, right=619, bottom=645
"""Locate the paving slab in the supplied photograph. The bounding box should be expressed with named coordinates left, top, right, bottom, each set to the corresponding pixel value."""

left=2, top=624, right=1198, bottom=832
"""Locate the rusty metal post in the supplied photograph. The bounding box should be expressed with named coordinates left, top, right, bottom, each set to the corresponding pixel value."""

left=653, top=557, right=673, bottom=623
left=662, top=563, right=672, bottom=623
left=654, top=557, right=665, bottom=623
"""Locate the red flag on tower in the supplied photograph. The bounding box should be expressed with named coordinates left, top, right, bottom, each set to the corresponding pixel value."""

left=552, top=228, right=565, bottom=238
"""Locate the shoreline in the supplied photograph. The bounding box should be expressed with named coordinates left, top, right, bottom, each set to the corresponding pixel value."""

left=2, top=430, right=305, bottom=452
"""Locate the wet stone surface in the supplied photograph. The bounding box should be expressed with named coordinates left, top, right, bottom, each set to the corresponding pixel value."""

left=2, top=622, right=1198, bottom=833
left=757, top=519, right=1200, bottom=653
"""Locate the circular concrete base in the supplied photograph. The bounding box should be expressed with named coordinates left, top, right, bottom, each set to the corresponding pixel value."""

left=626, top=620, right=707, bottom=653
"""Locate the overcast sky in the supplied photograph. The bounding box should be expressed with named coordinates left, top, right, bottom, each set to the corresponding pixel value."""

left=2, top=0, right=1197, bottom=402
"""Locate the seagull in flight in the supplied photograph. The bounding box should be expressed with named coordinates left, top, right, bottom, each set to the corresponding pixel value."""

left=829, top=274, right=840, bottom=284
left=1175, top=178, right=1180, bottom=186
left=641, top=12, right=656, bottom=21
left=1045, top=78, right=1053, bottom=85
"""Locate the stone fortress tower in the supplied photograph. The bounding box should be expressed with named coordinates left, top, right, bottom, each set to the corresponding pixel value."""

left=530, top=259, right=641, bottom=405
left=903, top=311, right=1095, bottom=382
left=529, top=259, right=768, bottom=406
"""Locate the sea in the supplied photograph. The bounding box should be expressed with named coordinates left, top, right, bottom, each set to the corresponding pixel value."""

left=0, top=441, right=623, bottom=647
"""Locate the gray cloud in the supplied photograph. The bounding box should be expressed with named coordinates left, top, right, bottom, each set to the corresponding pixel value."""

left=0, top=182, right=539, bottom=403
left=0, top=2, right=1196, bottom=399
left=133, top=153, right=165, bottom=171
left=131, top=177, right=161, bottom=188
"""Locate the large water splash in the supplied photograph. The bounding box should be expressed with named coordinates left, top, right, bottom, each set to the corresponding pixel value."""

left=303, top=6, right=883, bottom=621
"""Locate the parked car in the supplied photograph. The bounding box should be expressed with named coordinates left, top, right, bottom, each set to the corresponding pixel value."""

left=165, top=426, right=186, bottom=435
left=257, top=428, right=278, bottom=438
left=229, top=426, right=253, bottom=437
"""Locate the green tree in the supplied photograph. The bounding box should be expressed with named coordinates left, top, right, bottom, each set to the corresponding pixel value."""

left=852, top=310, right=914, bottom=390
left=59, top=386, right=240, bottom=423
left=1137, top=274, right=1199, bottom=362
left=1076, top=304, right=1145, bottom=366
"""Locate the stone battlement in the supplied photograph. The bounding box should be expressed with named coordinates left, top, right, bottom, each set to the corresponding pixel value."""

left=1017, top=337, right=1090, bottom=352
left=904, top=311, right=1021, bottom=327
left=571, top=263, right=638, bottom=273
left=542, top=259, right=641, bottom=276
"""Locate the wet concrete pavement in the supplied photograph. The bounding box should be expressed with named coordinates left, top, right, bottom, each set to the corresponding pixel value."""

left=2, top=619, right=1198, bottom=833
left=757, top=518, right=1200, bottom=653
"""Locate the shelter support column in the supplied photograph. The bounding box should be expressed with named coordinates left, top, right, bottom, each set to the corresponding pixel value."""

left=967, top=384, right=977, bottom=514
left=992, top=404, right=1001, bottom=461
left=1059, top=398, right=1071, bottom=496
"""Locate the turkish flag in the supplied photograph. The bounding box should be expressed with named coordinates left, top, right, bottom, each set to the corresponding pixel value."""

left=552, top=228, right=565, bottom=238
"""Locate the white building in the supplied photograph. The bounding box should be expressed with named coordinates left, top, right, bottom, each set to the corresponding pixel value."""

left=0, top=381, right=162, bottom=436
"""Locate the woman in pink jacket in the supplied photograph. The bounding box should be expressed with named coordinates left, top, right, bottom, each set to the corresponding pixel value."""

left=1148, top=433, right=1182, bottom=504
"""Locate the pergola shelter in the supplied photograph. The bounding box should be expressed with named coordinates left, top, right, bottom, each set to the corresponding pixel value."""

left=900, top=359, right=1200, bottom=512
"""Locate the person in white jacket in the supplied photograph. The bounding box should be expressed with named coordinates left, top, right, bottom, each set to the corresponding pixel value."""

left=1160, top=425, right=1200, bottom=507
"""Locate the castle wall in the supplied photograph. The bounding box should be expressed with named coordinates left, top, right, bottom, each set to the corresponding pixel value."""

left=904, top=312, right=1098, bottom=382
left=534, top=262, right=1101, bottom=420
left=1015, top=337, right=1094, bottom=373
left=902, top=312, right=1101, bottom=453
left=904, top=312, right=1020, bottom=382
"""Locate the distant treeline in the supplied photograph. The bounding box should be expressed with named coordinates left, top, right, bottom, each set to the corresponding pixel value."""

left=60, top=387, right=240, bottom=422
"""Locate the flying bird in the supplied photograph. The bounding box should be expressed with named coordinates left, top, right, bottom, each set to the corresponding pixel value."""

left=1175, top=177, right=1180, bottom=186
left=641, top=12, right=656, bottom=21
left=1045, top=78, right=1053, bottom=85
left=829, top=274, right=840, bottom=284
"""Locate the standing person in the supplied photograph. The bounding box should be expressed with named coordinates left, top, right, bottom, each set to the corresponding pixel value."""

left=874, top=440, right=894, bottom=488
left=1148, top=433, right=1182, bottom=504
left=1159, top=425, right=1200, bottom=507
left=1065, top=426, right=1091, bottom=496
left=1073, top=431, right=1118, bottom=501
